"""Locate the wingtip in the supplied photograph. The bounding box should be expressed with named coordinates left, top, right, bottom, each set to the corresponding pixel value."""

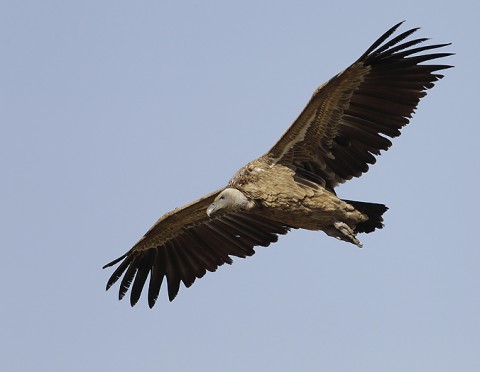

left=130, top=296, right=139, bottom=307
left=359, top=21, right=407, bottom=60
left=393, top=20, right=406, bottom=29
left=148, top=297, right=158, bottom=308
left=102, top=252, right=128, bottom=269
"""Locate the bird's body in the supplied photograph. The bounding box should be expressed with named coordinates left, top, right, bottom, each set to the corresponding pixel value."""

left=226, top=157, right=367, bottom=236
left=104, top=22, right=452, bottom=307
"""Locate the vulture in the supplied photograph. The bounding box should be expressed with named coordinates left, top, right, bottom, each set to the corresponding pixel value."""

left=104, top=22, right=452, bottom=308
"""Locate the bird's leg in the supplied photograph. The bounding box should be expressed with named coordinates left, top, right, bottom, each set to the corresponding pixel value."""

left=324, top=221, right=363, bottom=247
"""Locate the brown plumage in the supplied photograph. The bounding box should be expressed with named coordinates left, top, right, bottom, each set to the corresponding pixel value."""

left=104, top=22, right=452, bottom=307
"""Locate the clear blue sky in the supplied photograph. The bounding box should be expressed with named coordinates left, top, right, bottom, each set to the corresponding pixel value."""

left=1, top=1, right=478, bottom=371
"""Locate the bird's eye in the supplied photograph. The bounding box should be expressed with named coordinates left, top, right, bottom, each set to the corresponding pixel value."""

left=220, top=196, right=225, bottom=200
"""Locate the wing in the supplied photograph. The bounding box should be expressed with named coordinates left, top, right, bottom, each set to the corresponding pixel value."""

left=103, top=189, right=291, bottom=308
left=268, top=22, right=453, bottom=188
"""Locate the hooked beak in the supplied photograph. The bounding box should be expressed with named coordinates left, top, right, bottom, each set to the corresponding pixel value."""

left=206, top=202, right=217, bottom=217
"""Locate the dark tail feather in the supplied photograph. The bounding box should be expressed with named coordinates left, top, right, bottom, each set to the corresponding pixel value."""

left=342, top=199, right=388, bottom=233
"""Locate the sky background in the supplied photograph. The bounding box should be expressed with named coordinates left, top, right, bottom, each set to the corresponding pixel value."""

left=1, top=1, right=478, bottom=371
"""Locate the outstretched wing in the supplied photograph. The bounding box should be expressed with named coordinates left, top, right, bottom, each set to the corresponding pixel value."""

left=103, top=189, right=291, bottom=308
left=268, top=22, right=453, bottom=188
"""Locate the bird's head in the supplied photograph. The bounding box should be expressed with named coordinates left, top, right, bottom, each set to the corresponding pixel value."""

left=206, top=188, right=254, bottom=217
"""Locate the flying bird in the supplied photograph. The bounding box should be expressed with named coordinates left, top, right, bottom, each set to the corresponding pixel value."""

left=104, top=22, right=452, bottom=308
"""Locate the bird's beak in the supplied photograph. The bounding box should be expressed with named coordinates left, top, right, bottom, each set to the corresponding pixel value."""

left=206, top=203, right=217, bottom=217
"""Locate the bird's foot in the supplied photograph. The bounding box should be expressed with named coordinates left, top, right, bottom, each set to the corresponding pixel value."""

left=332, top=221, right=363, bottom=248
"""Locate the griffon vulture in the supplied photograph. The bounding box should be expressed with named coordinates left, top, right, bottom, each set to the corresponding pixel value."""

left=104, top=22, right=452, bottom=307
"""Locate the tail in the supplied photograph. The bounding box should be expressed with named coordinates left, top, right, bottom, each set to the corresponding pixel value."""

left=342, top=199, right=388, bottom=233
